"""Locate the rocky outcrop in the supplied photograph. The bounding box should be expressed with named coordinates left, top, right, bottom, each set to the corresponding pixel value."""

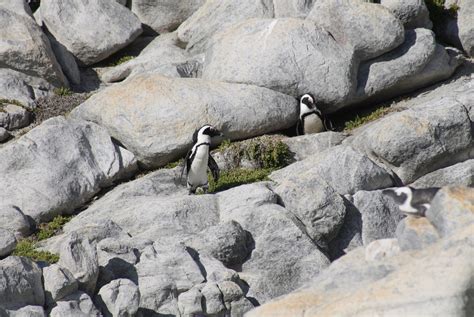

left=380, top=0, right=432, bottom=29
left=95, top=279, right=140, bottom=317
left=0, top=69, right=53, bottom=107
left=0, top=117, right=137, bottom=223
left=71, top=74, right=298, bottom=167
left=458, top=0, right=474, bottom=56
left=42, top=264, right=78, bottom=306
left=39, top=0, right=142, bottom=65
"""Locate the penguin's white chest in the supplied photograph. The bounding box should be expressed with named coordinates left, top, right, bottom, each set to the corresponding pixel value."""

left=188, top=146, right=209, bottom=187
left=303, top=114, right=324, bottom=134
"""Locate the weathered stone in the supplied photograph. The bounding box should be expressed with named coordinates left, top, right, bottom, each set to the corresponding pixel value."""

left=71, top=74, right=297, bottom=167
left=352, top=189, right=404, bottom=245
left=282, top=132, right=347, bottom=161
left=0, top=104, right=31, bottom=130
left=365, top=238, right=401, bottom=261
left=218, top=280, right=244, bottom=303
left=39, top=0, right=142, bottom=65
left=396, top=216, right=440, bottom=251
left=411, top=159, right=474, bottom=188
left=0, top=256, right=44, bottom=310
left=202, top=18, right=356, bottom=108
left=0, top=2, right=67, bottom=86
left=0, top=127, right=9, bottom=143
left=0, top=229, right=16, bottom=258
left=426, top=186, right=474, bottom=237
left=49, top=291, right=100, bottom=317
left=184, top=221, right=251, bottom=267
left=177, top=287, right=203, bottom=316
left=201, top=283, right=225, bottom=315
left=131, top=0, right=205, bottom=34
left=0, top=117, right=137, bottom=223
left=271, top=145, right=394, bottom=196
left=380, top=0, right=432, bottom=29
left=58, top=233, right=99, bottom=294
left=0, top=205, right=31, bottom=238
left=0, top=69, right=53, bottom=107
left=458, top=0, right=474, bottom=56
left=96, top=279, right=140, bottom=317
left=349, top=98, right=473, bottom=184
left=3, top=306, right=45, bottom=317
left=43, top=264, right=78, bottom=306
left=307, top=0, right=404, bottom=60
left=46, top=32, right=81, bottom=86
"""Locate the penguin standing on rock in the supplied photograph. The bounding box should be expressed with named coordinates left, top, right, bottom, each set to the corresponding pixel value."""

left=296, top=93, right=332, bottom=135
left=382, top=186, right=440, bottom=217
left=181, top=124, right=223, bottom=194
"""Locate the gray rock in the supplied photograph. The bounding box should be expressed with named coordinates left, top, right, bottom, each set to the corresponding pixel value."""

left=58, top=232, right=99, bottom=295
left=0, top=127, right=9, bottom=143
left=96, top=279, right=140, bottom=317
left=184, top=221, right=251, bottom=267
left=273, top=0, right=316, bottom=18
left=135, top=244, right=205, bottom=314
left=228, top=297, right=255, bottom=317
left=307, top=0, right=404, bottom=60
left=71, top=74, right=298, bottom=168
left=177, top=287, right=203, bottom=316
left=0, top=256, right=44, bottom=310
left=3, top=306, right=45, bottom=317
left=42, top=264, right=78, bottom=306
left=426, top=186, right=474, bottom=237
left=201, top=283, right=225, bottom=315
left=380, top=0, right=432, bottom=29
left=218, top=280, right=244, bottom=304
left=0, top=117, right=137, bottom=223
left=273, top=176, right=346, bottom=248
left=282, top=132, right=347, bottom=161
left=131, top=0, right=205, bottom=34
left=39, top=0, right=142, bottom=65
left=202, top=18, right=356, bottom=108
left=364, top=238, right=400, bottom=261
left=352, top=189, right=404, bottom=245
left=0, top=68, right=54, bottom=108
left=0, top=104, right=31, bottom=130
left=0, top=3, right=67, bottom=86
left=352, top=28, right=461, bottom=106
left=411, top=160, right=474, bottom=188
left=101, top=32, right=192, bottom=83
left=218, top=183, right=330, bottom=303
left=46, top=32, right=81, bottom=86
left=271, top=145, right=394, bottom=196
left=248, top=223, right=474, bottom=316
left=49, top=291, right=100, bottom=317
left=0, top=229, right=16, bottom=258
left=396, top=216, right=440, bottom=251
left=349, top=98, right=473, bottom=184
left=458, top=0, right=474, bottom=56
left=0, top=205, right=31, bottom=238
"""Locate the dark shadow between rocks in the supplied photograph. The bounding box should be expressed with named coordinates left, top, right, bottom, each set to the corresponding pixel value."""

left=185, top=246, right=208, bottom=281
left=136, top=308, right=174, bottom=317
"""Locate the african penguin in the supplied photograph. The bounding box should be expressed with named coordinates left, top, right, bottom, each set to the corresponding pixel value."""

left=181, top=124, right=222, bottom=194
left=296, top=93, right=332, bottom=135
left=382, top=186, right=440, bottom=217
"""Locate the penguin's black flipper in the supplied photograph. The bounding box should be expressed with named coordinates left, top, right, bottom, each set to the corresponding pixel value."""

left=208, top=154, right=220, bottom=182
left=322, top=116, right=335, bottom=131
left=180, top=148, right=194, bottom=183
left=295, top=119, right=303, bottom=136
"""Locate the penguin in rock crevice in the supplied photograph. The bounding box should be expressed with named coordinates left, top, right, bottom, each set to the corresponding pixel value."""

left=296, top=93, right=332, bottom=135
left=382, top=186, right=440, bottom=217
left=181, top=124, right=222, bottom=194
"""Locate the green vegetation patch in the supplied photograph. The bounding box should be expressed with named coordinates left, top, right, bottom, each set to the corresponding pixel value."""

left=13, top=239, right=59, bottom=264
left=53, top=87, right=73, bottom=96
left=37, top=215, right=72, bottom=241
left=0, top=98, right=25, bottom=108
left=208, top=168, right=272, bottom=193
left=109, top=55, right=134, bottom=67
left=344, top=106, right=394, bottom=131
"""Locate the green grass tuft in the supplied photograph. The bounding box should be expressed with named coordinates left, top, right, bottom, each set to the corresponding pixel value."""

left=344, top=107, right=393, bottom=131
left=37, top=215, right=72, bottom=241
left=53, top=87, right=73, bottom=96
left=13, top=239, right=59, bottom=264
left=0, top=98, right=25, bottom=108
left=109, top=55, right=134, bottom=67
left=208, top=168, right=272, bottom=193
left=164, top=159, right=183, bottom=169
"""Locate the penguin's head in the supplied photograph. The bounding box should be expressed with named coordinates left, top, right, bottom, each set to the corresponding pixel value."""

left=193, top=124, right=223, bottom=143
left=382, top=187, right=414, bottom=205
left=299, top=93, right=321, bottom=117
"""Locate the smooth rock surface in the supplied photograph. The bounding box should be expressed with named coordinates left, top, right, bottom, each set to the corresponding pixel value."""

left=396, top=216, right=440, bottom=251
left=71, top=74, right=298, bottom=167
left=458, top=0, right=474, bottom=56
left=202, top=18, right=356, bottom=108
left=307, top=0, right=404, bottom=60
left=364, top=238, right=400, bottom=261
left=0, top=256, right=44, bottom=310
left=380, top=0, right=432, bottom=29
left=0, top=205, right=31, bottom=238
left=95, top=279, right=140, bottom=317
left=411, top=159, right=474, bottom=188
left=40, top=0, right=142, bottom=65
left=42, top=264, right=78, bottom=306
left=349, top=98, right=473, bottom=184
left=0, top=117, right=137, bottom=222
left=0, top=229, right=16, bottom=258
left=283, top=132, right=347, bottom=161
left=131, top=0, right=205, bottom=34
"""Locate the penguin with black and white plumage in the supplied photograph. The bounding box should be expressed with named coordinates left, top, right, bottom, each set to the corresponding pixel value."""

left=296, top=93, right=333, bottom=135
left=180, top=124, right=223, bottom=194
left=382, top=186, right=440, bottom=217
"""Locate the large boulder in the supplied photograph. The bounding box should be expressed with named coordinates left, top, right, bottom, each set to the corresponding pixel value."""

left=131, top=0, right=205, bottom=34
left=39, top=0, right=142, bottom=65
left=348, top=98, right=473, bottom=184
left=42, top=264, right=78, bottom=306
left=458, top=0, right=474, bottom=56
left=0, top=117, right=137, bottom=223
left=0, top=1, right=67, bottom=86
left=307, top=0, right=405, bottom=60
left=411, top=159, right=474, bottom=188
left=282, top=131, right=347, bottom=161
left=71, top=74, right=298, bottom=168
left=380, top=0, right=432, bottom=29
left=0, top=256, right=44, bottom=310
left=202, top=18, right=356, bottom=107
left=95, top=279, right=140, bottom=317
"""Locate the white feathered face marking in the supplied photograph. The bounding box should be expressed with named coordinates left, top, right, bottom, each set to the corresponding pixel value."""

left=193, top=125, right=222, bottom=143
left=299, top=93, right=321, bottom=118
